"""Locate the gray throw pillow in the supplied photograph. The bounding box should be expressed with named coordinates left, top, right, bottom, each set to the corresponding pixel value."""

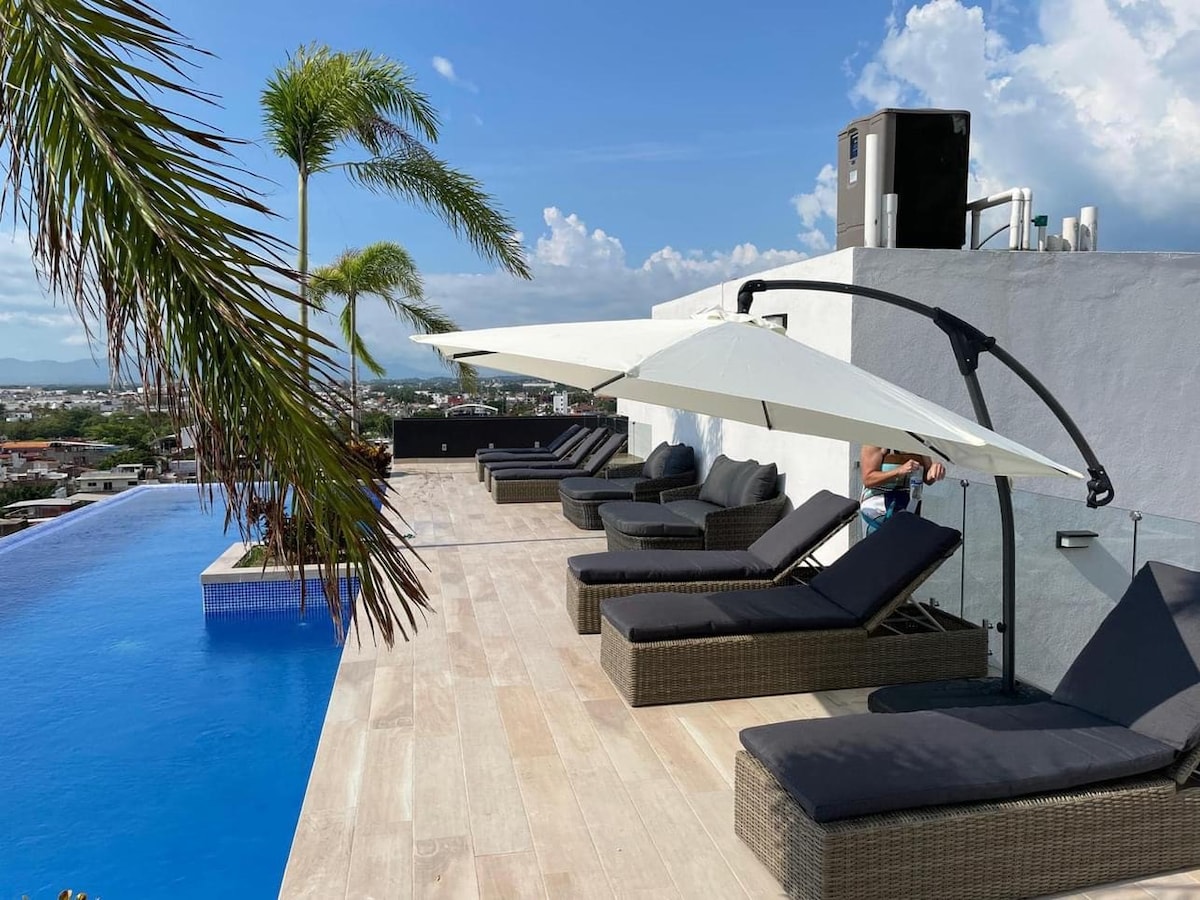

left=641, top=442, right=670, bottom=478
left=661, top=444, right=695, bottom=477
left=698, top=454, right=740, bottom=507
left=736, top=462, right=779, bottom=506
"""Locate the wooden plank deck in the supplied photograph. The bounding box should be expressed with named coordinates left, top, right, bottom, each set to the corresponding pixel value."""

left=280, top=461, right=1200, bottom=900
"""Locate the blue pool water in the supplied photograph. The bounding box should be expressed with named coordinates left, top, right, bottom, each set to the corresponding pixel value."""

left=0, top=487, right=344, bottom=899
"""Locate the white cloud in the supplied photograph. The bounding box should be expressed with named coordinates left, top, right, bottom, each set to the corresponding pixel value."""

left=847, top=0, right=1200, bottom=241
left=791, top=164, right=838, bottom=251
left=344, top=207, right=807, bottom=376
left=431, top=55, right=478, bottom=93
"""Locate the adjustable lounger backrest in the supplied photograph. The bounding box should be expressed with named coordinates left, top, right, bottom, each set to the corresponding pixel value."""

left=746, top=491, right=860, bottom=577
left=583, top=432, right=628, bottom=475
left=808, top=512, right=962, bottom=629
left=546, top=424, right=584, bottom=453
left=564, top=428, right=608, bottom=465
left=1053, top=561, right=1200, bottom=753
left=553, top=427, right=594, bottom=458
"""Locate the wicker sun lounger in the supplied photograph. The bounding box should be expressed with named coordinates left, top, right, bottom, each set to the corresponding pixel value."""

left=474, top=424, right=585, bottom=481
left=558, top=442, right=696, bottom=530
left=491, top=433, right=627, bottom=503
left=599, top=513, right=985, bottom=705
left=565, top=491, right=859, bottom=633
left=484, top=428, right=608, bottom=490
left=734, top=560, right=1200, bottom=900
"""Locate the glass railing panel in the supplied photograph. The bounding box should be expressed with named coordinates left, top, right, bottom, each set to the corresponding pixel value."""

left=918, top=479, right=1200, bottom=692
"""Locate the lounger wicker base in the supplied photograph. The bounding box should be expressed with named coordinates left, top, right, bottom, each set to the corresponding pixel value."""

left=567, top=572, right=776, bottom=634
left=734, top=749, right=1200, bottom=900
left=492, top=478, right=564, bottom=503
left=603, top=525, right=706, bottom=552
left=601, top=605, right=986, bottom=706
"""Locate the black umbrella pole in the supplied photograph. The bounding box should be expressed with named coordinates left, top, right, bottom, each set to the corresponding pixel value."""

left=961, top=367, right=1018, bottom=694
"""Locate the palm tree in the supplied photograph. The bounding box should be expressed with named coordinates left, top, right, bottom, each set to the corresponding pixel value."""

left=261, top=44, right=531, bottom=376
left=1, top=0, right=431, bottom=644
left=310, top=241, right=458, bottom=435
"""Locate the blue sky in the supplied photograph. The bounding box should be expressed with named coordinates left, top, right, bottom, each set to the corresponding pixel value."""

left=2, top=0, right=1199, bottom=372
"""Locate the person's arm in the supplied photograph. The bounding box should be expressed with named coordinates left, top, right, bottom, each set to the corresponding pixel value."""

left=861, top=446, right=921, bottom=489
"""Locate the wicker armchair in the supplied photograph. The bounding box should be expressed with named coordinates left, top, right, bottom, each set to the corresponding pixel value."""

left=602, top=462, right=696, bottom=501
left=657, top=483, right=789, bottom=550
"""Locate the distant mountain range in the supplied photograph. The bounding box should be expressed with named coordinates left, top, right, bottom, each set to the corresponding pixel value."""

left=0, top=357, right=111, bottom=386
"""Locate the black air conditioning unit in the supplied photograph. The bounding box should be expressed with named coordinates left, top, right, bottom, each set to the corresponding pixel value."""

left=836, top=108, right=970, bottom=250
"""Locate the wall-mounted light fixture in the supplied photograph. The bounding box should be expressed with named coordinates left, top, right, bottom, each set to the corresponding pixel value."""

left=763, top=313, right=788, bottom=332
left=1056, top=529, right=1098, bottom=550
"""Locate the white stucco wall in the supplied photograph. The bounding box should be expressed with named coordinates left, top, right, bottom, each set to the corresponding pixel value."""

left=620, top=246, right=1200, bottom=690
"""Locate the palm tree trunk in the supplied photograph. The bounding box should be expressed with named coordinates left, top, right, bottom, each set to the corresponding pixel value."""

left=349, top=292, right=359, bottom=436
left=297, top=170, right=310, bottom=383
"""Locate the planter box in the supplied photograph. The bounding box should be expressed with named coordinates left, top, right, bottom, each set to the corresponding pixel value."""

left=200, top=543, right=360, bottom=619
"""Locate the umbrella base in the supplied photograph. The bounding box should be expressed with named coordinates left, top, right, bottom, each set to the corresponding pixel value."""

left=867, top=676, right=1050, bottom=713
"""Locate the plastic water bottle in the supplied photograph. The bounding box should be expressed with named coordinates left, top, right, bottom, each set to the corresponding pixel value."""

left=909, top=465, right=924, bottom=504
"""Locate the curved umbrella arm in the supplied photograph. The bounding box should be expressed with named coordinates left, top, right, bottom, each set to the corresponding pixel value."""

left=736, top=278, right=1114, bottom=508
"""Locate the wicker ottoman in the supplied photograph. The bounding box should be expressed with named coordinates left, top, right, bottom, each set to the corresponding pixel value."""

left=558, top=477, right=639, bottom=530
left=598, top=500, right=706, bottom=551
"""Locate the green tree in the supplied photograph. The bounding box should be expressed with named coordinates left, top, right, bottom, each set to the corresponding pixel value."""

left=310, top=241, right=456, bottom=434
left=95, top=446, right=157, bottom=470
left=359, top=410, right=394, bottom=437
left=0, top=482, right=56, bottom=506
left=261, top=44, right=531, bottom=376
left=3, top=0, right=431, bottom=642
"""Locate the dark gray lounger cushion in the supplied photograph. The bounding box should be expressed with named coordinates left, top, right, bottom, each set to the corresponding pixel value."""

left=663, top=499, right=722, bottom=528
left=478, top=449, right=561, bottom=463
left=808, top=512, right=960, bottom=622
left=488, top=458, right=584, bottom=472
left=568, top=549, right=775, bottom=585
left=583, top=433, right=629, bottom=475
left=741, top=700, right=1175, bottom=823
left=698, top=455, right=744, bottom=508
left=747, top=491, right=860, bottom=572
left=1053, top=561, right=1200, bottom=751
left=559, top=477, right=639, bottom=501
left=598, top=501, right=702, bottom=538
left=544, top=424, right=584, bottom=452
left=604, top=584, right=857, bottom=642
left=493, top=467, right=587, bottom=482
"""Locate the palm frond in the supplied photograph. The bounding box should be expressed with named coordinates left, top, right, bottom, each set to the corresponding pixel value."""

left=345, top=152, right=531, bottom=279
left=3, top=0, right=430, bottom=643
left=338, top=302, right=387, bottom=377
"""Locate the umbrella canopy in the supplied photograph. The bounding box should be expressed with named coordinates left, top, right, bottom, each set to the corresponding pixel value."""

left=414, top=310, right=1081, bottom=479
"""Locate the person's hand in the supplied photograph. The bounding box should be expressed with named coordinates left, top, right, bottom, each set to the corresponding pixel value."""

left=926, top=461, right=946, bottom=483
left=900, top=459, right=922, bottom=476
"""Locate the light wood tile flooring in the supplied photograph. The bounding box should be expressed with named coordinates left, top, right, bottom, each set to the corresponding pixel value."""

left=280, top=461, right=1200, bottom=900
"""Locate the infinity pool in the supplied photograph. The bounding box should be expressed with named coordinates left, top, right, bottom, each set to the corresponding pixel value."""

left=0, top=487, right=343, bottom=899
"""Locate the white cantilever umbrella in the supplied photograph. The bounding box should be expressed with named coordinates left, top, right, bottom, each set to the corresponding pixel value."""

left=414, top=310, right=1081, bottom=479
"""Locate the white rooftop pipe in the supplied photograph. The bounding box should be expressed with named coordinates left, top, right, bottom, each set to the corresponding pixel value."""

left=1079, top=206, right=1099, bottom=251
left=883, top=193, right=898, bottom=248
left=863, top=133, right=881, bottom=248
left=1062, top=216, right=1079, bottom=251
left=1020, top=188, right=1033, bottom=250
left=967, top=188, right=1031, bottom=250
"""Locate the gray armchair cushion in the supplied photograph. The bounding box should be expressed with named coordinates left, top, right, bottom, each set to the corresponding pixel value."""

left=735, top=462, right=779, bottom=506
left=567, top=549, right=775, bottom=585
left=641, top=442, right=671, bottom=478
left=663, top=499, right=723, bottom=528
left=698, top=455, right=744, bottom=508
left=598, top=501, right=702, bottom=538
left=741, top=701, right=1175, bottom=823
left=747, top=491, right=860, bottom=572
left=559, top=477, right=639, bottom=502
left=603, top=584, right=856, bottom=642
left=1053, top=561, right=1200, bottom=751
left=808, top=512, right=960, bottom=622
